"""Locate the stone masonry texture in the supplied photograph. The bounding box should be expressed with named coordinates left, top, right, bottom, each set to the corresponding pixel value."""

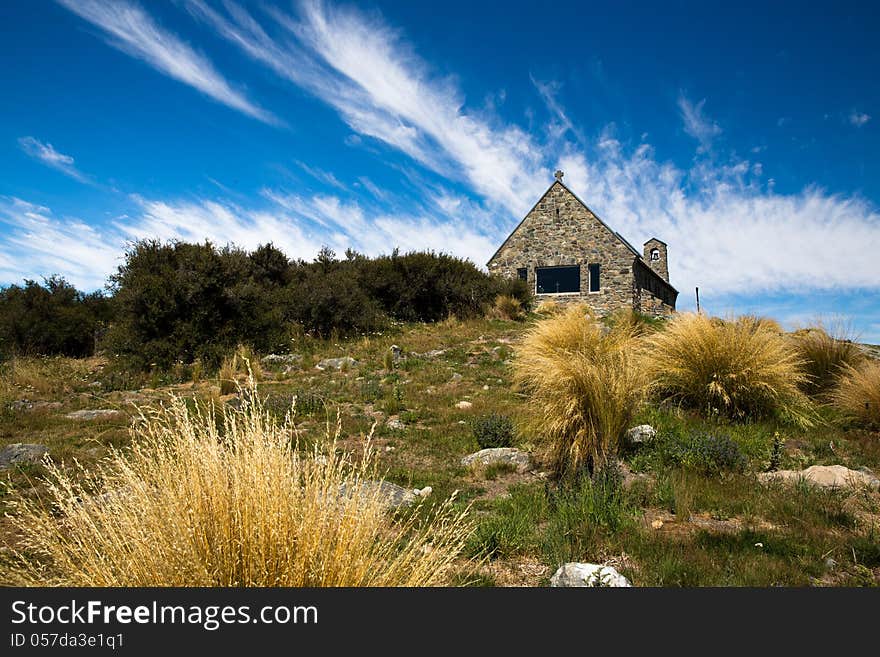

left=487, top=180, right=677, bottom=317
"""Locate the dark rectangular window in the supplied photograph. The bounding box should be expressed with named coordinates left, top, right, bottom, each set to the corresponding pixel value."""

left=589, top=264, right=600, bottom=292
left=516, top=267, right=527, bottom=281
left=536, top=265, right=580, bottom=294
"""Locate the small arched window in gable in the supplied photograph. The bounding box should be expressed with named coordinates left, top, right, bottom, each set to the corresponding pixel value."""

left=650, top=248, right=660, bottom=261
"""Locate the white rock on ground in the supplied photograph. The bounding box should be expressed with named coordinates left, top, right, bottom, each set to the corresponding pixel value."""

left=460, top=447, right=531, bottom=473
left=386, top=417, right=406, bottom=431
left=0, top=443, right=48, bottom=469
left=65, top=409, right=122, bottom=421
left=455, top=400, right=473, bottom=410
left=550, top=563, right=632, bottom=587
left=315, top=357, right=358, bottom=371
left=758, top=464, right=880, bottom=490
left=261, top=353, right=302, bottom=365
left=626, top=424, right=656, bottom=445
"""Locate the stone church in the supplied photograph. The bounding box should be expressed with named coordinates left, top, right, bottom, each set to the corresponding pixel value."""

left=487, top=171, right=677, bottom=316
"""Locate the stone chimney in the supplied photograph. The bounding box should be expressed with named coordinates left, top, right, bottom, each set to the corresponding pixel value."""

left=643, top=238, right=669, bottom=282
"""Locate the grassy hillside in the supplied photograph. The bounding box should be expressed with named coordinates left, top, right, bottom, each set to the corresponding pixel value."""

left=1, top=313, right=878, bottom=586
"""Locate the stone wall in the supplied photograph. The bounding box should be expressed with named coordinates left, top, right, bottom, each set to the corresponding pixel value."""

left=487, top=182, right=638, bottom=315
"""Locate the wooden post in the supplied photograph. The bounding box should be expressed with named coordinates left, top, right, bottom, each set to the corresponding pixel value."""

left=695, top=286, right=701, bottom=313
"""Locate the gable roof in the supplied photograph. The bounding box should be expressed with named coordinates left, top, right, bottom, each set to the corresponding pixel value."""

left=488, top=179, right=678, bottom=294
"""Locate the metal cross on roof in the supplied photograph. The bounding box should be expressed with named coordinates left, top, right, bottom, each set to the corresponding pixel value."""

left=554, top=169, right=564, bottom=181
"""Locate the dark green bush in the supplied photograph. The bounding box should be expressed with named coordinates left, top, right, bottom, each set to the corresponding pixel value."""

left=0, top=276, right=111, bottom=358
left=471, top=412, right=516, bottom=449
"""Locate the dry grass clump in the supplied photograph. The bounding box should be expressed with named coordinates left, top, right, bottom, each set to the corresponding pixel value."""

left=1, top=356, right=97, bottom=397
left=831, top=360, right=880, bottom=429
left=512, top=305, right=645, bottom=478
left=5, top=381, right=472, bottom=586
left=790, top=326, right=866, bottom=397
left=218, top=345, right=263, bottom=394
left=490, top=294, right=525, bottom=321
left=642, top=313, right=814, bottom=427
left=534, top=299, right=562, bottom=316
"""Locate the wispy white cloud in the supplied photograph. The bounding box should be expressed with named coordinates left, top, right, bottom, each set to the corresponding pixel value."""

left=185, top=0, right=548, bottom=214
left=0, top=197, right=121, bottom=290
left=558, top=135, right=880, bottom=299
left=849, top=110, right=871, bottom=127
left=56, top=0, right=277, bottom=125
left=678, top=93, right=722, bottom=152
left=530, top=75, right=585, bottom=144
left=294, top=160, right=347, bottom=190
left=18, top=137, right=92, bottom=184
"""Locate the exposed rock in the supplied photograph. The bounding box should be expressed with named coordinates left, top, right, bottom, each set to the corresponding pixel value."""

left=414, top=349, right=446, bottom=359
left=339, top=480, right=417, bottom=510
left=450, top=372, right=463, bottom=382
left=0, top=443, right=48, bottom=469
left=315, top=357, right=358, bottom=371
left=461, top=447, right=531, bottom=473
left=414, top=486, right=432, bottom=498
left=389, top=345, right=403, bottom=362
left=625, top=424, right=656, bottom=445
left=550, top=563, right=632, bottom=587
left=455, top=400, right=473, bottom=410
left=65, top=409, right=122, bottom=421
left=386, top=417, right=407, bottom=431
left=758, top=464, right=880, bottom=490
left=262, top=353, right=302, bottom=366
left=8, top=400, right=62, bottom=412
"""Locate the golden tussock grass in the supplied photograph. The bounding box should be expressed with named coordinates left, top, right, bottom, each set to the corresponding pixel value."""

left=533, top=299, right=562, bottom=316
left=4, top=379, right=473, bottom=586
left=831, top=360, right=880, bottom=429
left=642, top=312, right=815, bottom=427
left=489, top=294, right=524, bottom=321
left=512, top=305, right=645, bottom=478
left=790, top=325, right=866, bottom=397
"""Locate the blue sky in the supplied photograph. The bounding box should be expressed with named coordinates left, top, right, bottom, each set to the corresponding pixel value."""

left=1, top=1, right=878, bottom=340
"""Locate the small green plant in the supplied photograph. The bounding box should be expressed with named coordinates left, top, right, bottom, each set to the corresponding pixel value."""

left=471, top=413, right=516, bottom=449
left=359, top=379, right=383, bottom=402
left=767, top=432, right=784, bottom=472
left=382, top=384, right=405, bottom=415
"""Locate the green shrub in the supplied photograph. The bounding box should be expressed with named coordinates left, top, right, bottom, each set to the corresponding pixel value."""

left=0, top=276, right=111, bottom=358
left=471, top=413, right=516, bottom=449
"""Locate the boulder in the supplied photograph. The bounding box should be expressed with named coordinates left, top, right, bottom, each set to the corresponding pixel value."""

left=315, top=357, right=358, bottom=371
left=758, top=464, right=880, bottom=490
left=461, top=447, right=531, bottom=473
left=455, top=400, right=473, bottom=410
left=339, top=480, right=417, bottom=510
left=550, top=563, right=632, bottom=588
left=0, top=443, right=48, bottom=469
left=65, top=409, right=122, bottom=421
left=625, top=424, right=657, bottom=445
left=389, top=345, right=403, bottom=362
